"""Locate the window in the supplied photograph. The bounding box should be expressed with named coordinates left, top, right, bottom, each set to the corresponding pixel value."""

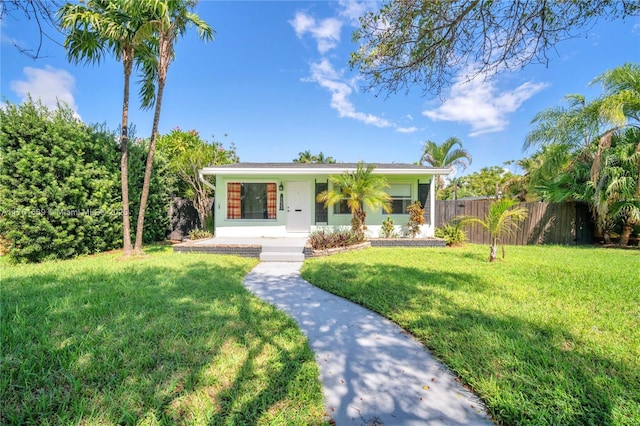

left=332, top=185, right=351, bottom=214
left=227, top=182, right=277, bottom=219
left=388, top=184, right=412, bottom=214
left=315, top=182, right=328, bottom=223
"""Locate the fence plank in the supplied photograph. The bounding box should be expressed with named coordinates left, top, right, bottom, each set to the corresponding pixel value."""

left=435, top=200, right=593, bottom=245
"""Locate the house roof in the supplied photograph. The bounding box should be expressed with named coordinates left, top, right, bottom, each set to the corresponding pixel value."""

left=200, top=162, right=452, bottom=176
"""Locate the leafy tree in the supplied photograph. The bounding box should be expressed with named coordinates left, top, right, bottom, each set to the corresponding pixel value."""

left=458, top=199, right=528, bottom=262
left=59, top=0, right=156, bottom=256
left=133, top=0, right=214, bottom=254
left=317, top=163, right=391, bottom=236
left=420, top=136, right=472, bottom=192
left=0, top=100, right=122, bottom=263
left=439, top=166, right=515, bottom=200
left=525, top=63, right=639, bottom=244
left=157, top=128, right=238, bottom=228
left=350, top=0, right=639, bottom=96
left=293, top=150, right=336, bottom=164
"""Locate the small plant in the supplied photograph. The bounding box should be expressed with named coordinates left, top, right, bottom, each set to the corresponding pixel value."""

left=380, top=216, right=396, bottom=238
left=188, top=228, right=213, bottom=240
left=405, top=201, right=425, bottom=238
left=203, top=211, right=215, bottom=233
left=435, top=222, right=466, bottom=246
left=308, top=229, right=365, bottom=250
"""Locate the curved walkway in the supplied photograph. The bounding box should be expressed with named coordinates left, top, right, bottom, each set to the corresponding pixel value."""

left=243, top=262, right=493, bottom=426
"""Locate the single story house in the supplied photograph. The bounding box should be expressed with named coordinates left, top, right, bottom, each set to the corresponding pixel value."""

left=199, top=162, right=451, bottom=238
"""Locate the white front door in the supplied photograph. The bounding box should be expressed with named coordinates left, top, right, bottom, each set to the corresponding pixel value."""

left=286, top=181, right=310, bottom=232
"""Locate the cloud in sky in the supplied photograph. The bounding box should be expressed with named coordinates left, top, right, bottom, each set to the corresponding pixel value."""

left=290, top=11, right=342, bottom=54
left=10, top=66, right=80, bottom=115
left=396, top=126, right=419, bottom=134
left=307, top=59, right=391, bottom=128
left=422, top=73, right=547, bottom=136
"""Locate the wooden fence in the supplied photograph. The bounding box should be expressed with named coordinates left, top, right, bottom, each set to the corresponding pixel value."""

left=435, top=200, right=594, bottom=245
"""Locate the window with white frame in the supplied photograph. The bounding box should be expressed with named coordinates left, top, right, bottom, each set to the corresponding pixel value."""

left=387, top=183, right=412, bottom=214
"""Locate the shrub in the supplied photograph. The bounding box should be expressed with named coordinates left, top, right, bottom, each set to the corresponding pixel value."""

left=308, top=229, right=365, bottom=250
left=380, top=216, right=399, bottom=238
left=188, top=228, right=213, bottom=240
left=128, top=138, right=171, bottom=243
left=405, top=201, right=425, bottom=238
left=435, top=222, right=467, bottom=246
left=0, top=100, right=123, bottom=263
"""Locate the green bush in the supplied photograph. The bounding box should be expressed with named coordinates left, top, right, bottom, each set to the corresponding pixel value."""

left=435, top=222, right=467, bottom=246
left=188, top=228, right=213, bottom=240
left=0, top=100, right=123, bottom=263
left=127, top=138, right=171, bottom=243
left=0, top=100, right=172, bottom=263
left=308, top=229, right=365, bottom=250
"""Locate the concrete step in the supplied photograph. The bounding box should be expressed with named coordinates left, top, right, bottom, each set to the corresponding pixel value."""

left=259, top=252, right=305, bottom=262
left=261, top=245, right=304, bottom=253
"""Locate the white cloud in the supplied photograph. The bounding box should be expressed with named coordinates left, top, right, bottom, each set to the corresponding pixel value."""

left=10, top=66, right=80, bottom=115
left=396, top=126, right=418, bottom=134
left=306, top=59, right=391, bottom=128
left=337, top=0, right=377, bottom=26
left=289, top=11, right=342, bottom=54
left=422, top=73, right=547, bottom=136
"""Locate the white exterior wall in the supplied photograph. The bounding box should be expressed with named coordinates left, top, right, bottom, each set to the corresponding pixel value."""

left=212, top=173, right=436, bottom=238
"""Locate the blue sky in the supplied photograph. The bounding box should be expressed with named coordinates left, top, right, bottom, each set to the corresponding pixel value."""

left=1, top=1, right=639, bottom=176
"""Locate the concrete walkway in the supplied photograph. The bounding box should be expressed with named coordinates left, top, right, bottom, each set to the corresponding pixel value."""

left=243, top=262, right=493, bottom=426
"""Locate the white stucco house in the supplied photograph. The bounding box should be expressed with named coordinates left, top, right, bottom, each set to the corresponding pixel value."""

left=199, top=162, right=451, bottom=238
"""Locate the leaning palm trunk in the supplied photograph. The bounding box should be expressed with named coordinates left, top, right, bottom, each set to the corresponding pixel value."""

left=121, top=56, right=133, bottom=255
left=134, top=43, right=168, bottom=253
left=133, top=79, right=165, bottom=252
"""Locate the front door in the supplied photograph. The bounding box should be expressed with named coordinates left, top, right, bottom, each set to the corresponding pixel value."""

left=286, top=181, right=310, bottom=232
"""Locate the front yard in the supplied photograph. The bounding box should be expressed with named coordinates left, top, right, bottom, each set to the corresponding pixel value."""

left=301, top=245, right=640, bottom=426
left=1, top=247, right=327, bottom=425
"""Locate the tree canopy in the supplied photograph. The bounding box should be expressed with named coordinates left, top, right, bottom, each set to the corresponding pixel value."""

left=350, top=0, right=639, bottom=96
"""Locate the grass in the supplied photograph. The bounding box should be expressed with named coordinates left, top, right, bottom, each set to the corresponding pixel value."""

left=1, top=247, right=327, bottom=425
left=301, top=244, right=640, bottom=426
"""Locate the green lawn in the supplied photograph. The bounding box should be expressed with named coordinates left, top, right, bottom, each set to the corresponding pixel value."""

left=301, top=244, right=640, bottom=426
left=1, top=247, right=327, bottom=425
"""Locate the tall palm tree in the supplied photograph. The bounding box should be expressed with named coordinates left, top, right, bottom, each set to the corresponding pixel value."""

left=420, top=137, right=472, bottom=191
left=458, top=199, right=528, bottom=262
left=58, top=0, right=155, bottom=256
left=293, top=150, right=314, bottom=163
left=525, top=63, right=639, bottom=244
left=317, top=163, right=391, bottom=235
left=133, top=0, right=213, bottom=253
left=598, top=128, right=640, bottom=245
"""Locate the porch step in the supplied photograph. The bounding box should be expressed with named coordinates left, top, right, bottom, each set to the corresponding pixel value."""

left=259, top=244, right=305, bottom=262
left=259, top=252, right=306, bottom=262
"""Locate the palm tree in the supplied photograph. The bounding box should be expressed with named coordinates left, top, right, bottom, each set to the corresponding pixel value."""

left=525, top=63, right=640, bottom=244
left=458, top=199, right=528, bottom=262
left=420, top=137, right=472, bottom=191
left=58, top=0, right=155, bottom=256
left=133, top=0, right=214, bottom=253
left=598, top=128, right=640, bottom=245
left=293, top=150, right=314, bottom=163
left=316, top=163, right=391, bottom=235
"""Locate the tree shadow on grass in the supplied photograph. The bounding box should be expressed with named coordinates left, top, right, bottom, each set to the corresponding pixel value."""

left=1, top=255, right=326, bottom=425
left=302, top=260, right=639, bottom=426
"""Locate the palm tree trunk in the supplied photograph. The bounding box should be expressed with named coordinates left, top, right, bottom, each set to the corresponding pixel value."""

left=133, top=77, right=166, bottom=253
left=121, top=58, right=133, bottom=255
left=489, top=237, right=498, bottom=262
left=619, top=223, right=633, bottom=246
